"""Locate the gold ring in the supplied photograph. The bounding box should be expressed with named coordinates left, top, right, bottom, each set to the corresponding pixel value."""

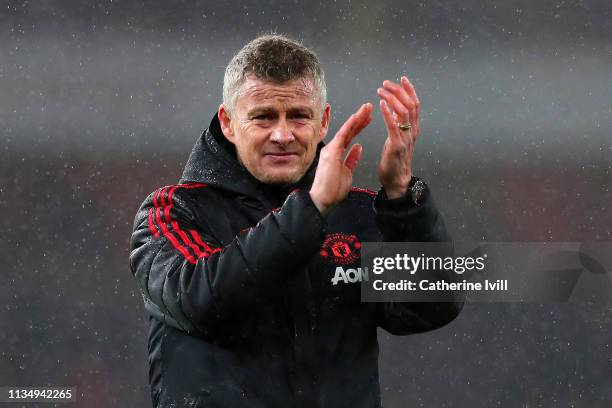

left=398, top=123, right=413, bottom=131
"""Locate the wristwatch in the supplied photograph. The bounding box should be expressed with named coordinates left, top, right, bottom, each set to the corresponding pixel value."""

left=408, top=177, right=427, bottom=206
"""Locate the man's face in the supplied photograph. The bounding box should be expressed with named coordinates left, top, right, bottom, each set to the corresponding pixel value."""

left=218, top=76, right=330, bottom=185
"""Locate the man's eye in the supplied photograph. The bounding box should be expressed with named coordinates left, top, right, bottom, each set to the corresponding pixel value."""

left=253, top=115, right=273, bottom=120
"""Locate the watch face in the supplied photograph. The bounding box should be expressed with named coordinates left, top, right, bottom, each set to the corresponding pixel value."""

left=411, top=180, right=426, bottom=204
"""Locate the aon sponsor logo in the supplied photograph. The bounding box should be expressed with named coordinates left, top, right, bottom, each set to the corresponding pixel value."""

left=331, top=266, right=370, bottom=285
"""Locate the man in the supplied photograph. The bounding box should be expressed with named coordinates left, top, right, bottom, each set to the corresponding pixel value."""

left=130, top=34, right=462, bottom=408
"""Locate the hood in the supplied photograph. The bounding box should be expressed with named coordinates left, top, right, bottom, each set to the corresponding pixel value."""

left=180, top=114, right=323, bottom=204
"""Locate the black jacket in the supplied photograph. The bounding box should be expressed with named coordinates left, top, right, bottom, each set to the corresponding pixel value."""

left=129, top=115, right=463, bottom=408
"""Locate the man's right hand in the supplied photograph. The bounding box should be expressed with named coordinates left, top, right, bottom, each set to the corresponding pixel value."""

left=309, top=103, right=373, bottom=215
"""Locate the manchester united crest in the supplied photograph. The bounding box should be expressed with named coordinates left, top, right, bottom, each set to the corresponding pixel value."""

left=320, top=233, right=361, bottom=265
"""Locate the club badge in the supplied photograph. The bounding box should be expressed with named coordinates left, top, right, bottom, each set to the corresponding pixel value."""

left=320, top=233, right=361, bottom=265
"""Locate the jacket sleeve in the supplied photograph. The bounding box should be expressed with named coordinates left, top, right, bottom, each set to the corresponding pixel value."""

left=372, top=185, right=464, bottom=335
left=129, top=186, right=326, bottom=338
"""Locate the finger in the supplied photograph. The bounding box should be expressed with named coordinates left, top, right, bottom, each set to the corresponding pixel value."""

left=400, top=77, right=420, bottom=134
left=378, top=88, right=414, bottom=141
left=343, top=143, right=362, bottom=172
left=379, top=99, right=403, bottom=145
left=349, top=103, right=373, bottom=147
left=347, top=103, right=373, bottom=147
left=382, top=80, right=417, bottom=127
left=377, top=87, right=411, bottom=125
left=331, top=103, right=372, bottom=149
left=330, top=106, right=364, bottom=148
left=400, top=76, right=420, bottom=106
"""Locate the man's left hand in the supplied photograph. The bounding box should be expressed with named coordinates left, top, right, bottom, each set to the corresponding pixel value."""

left=376, top=76, right=420, bottom=199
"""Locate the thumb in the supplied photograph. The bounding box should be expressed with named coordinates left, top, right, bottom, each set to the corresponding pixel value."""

left=344, top=143, right=363, bottom=173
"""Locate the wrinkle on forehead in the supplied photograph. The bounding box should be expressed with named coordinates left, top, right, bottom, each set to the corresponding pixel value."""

left=237, top=77, right=317, bottom=103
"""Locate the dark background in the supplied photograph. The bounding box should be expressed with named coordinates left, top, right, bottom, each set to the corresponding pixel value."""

left=1, top=1, right=611, bottom=406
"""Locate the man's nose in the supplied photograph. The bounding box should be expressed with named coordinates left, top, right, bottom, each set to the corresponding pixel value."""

left=270, top=119, right=295, bottom=145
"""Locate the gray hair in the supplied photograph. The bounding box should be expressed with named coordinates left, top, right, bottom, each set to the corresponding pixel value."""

left=222, top=34, right=327, bottom=114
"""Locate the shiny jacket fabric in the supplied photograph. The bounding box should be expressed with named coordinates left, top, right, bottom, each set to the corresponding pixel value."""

left=129, top=115, right=463, bottom=408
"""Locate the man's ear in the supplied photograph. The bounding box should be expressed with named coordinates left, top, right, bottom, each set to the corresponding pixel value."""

left=218, top=104, right=235, bottom=144
left=318, top=103, right=331, bottom=142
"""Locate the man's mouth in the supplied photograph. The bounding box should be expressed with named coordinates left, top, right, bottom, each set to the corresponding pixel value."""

left=264, top=152, right=299, bottom=157
left=264, top=152, right=300, bottom=162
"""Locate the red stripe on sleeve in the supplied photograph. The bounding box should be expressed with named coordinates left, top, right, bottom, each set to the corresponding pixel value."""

left=180, top=182, right=208, bottom=189
left=165, top=185, right=209, bottom=258
left=154, top=204, right=197, bottom=264
left=160, top=185, right=168, bottom=207
left=149, top=183, right=219, bottom=263
left=153, top=187, right=163, bottom=208
left=148, top=208, right=160, bottom=238
left=189, top=229, right=222, bottom=256
left=350, top=187, right=377, bottom=196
